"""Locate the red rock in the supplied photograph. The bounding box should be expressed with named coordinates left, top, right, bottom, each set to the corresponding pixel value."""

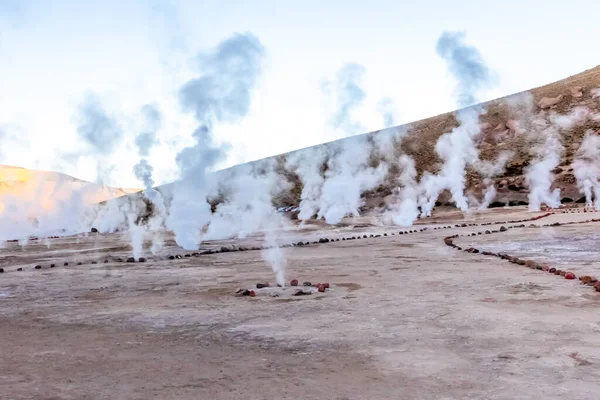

left=549, top=267, right=557, bottom=273
left=290, top=279, right=299, bottom=286
left=565, top=272, right=576, bottom=280
left=594, top=282, right=600, bottom=292
left=322, top=283, right=330, bottom=289
left=317, top=285, right=326, bottom=293
left=249, top=290, right=256, bottom=297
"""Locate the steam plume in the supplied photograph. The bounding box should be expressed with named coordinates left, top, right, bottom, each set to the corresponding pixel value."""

left=573, top=131, right=600, bottom=208
left=323, top=63, right=367, bottom=135
left=525, top=121, right=563, bottom=211
left=377, top=97, right=396, bottom=128
left=317, top=136, right=387, bottom=224
left=75, top=93, right=122, bottom=155
left=135, top=104, right=162, bottom=157
left=285, top=146, right=328, bottom=221
left=167, top=32, right=265, bottom=250
left=436, top=31, right=490, bottom=107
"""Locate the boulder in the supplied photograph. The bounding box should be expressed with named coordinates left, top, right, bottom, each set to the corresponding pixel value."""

left=570, top=86, right=583, bottom=98
left=506, top=119, right=526, bottom=135
left=538, top=95, right=564, bottom=109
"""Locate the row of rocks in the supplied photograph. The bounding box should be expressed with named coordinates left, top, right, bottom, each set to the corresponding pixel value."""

left=1, top=209, right=560, bottom=274
left=11, top=257, right=150, bottom=272
left=444, top=213, right=600, bottom=292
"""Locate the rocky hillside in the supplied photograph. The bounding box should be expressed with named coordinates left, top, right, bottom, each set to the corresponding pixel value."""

left=277, top=65, right=600, bottom=210
left=120, top=66, right=600, bottom=217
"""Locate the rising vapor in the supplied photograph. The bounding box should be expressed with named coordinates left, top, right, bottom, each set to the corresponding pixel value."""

left=435, top=31, right=491, bottom=108
left=167, top=32, right=265, bottom=251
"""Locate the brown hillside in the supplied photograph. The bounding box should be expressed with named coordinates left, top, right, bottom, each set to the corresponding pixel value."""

left=129, top=66, right=600, bottom=216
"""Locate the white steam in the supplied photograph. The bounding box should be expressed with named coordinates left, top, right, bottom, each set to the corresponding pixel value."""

left=573, top=131, right=600, bottom=208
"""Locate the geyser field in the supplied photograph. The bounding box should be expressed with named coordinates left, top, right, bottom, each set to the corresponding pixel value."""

left=3, top=207, right=600, bottom=399
left=3, top=32, right=600, bottom=399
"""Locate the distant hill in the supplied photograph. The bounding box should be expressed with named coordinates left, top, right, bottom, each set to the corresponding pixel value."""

left=0, top=165, right=141, bottom=210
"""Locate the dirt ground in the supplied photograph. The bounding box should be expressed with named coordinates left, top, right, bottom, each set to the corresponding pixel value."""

left=2, top=207, right=600, bottom=399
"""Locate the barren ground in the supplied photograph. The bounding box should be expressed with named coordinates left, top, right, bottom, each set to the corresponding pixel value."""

left=2, top=207, right=600, bottom=399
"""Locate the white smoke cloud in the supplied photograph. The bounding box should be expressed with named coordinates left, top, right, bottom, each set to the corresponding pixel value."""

left=317, top=135, right=387, bottom=224
left=573, top=131, right=600, bottom=208
left=322, top=63, right=367, bottom=136
left=285, top=146, right=328, bottom=222
left=167, top=32, right=265, bottom=250
left=377, top=97, right=396, bottom=128
left=525, top=120, right=563, bottom=211
left=389, top=154, right=419, bottom=226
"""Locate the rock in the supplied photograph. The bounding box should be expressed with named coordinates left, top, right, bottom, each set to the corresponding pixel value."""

left=322, top=283, right=330, bottom=289
left=91, top=227, right=98, bottom=233
left=579, top=276, right=597, bottom=285
left=50, top=264, right=55, bottom=268
left=506, top=119, right=526, bottom=135
left=138, top=257, right=146, bottom=263
left=480, top=122, right=492, bottom=133
left=248, top=290, right=256, bottom=297
left=549, top=267, right=557, bottom=273
left=525, top=260, right=537, bottom=269
left=104, top=260, right=109, bottom=263
left=34, top=265, right=41, bottom=269
left=293, top=289, right=311, bottom=296
left=302, top=282, right=312, bottom=287
left=500, top=226, right=507, bottom=232
left=17, top=267, right=22, bottom=271
left=318, top=238, right=329, bottom=244
left=290, top=279, right=299, bottom=287
left=0, top=268, right=3, bottom=273
left=168, top=255, right=175, bottom=260
left=538, top=94, right=564, bottom=109
left=126, top=257, right=136, bottom=263
left=541, top=265, right=549, bottom=271
left=594, top=281, right=600, bottom=292
left=64, top=262, right=69, bottom=266
left=570, top=86, right=583, bottom=98
left=565, top=272, right=576, bottom=280
left=318, top=285, right=326, bottom=293
left=494, top=122, right=507, bottom=132
left=485, top=230, right=491, bottom=234
left=91, top=261, right=97, bottom=265
left=559, top=270, right=566, bottom=276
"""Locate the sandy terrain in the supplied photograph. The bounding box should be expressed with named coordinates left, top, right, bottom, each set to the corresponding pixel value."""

left=2, top=207, right=600, bottom=399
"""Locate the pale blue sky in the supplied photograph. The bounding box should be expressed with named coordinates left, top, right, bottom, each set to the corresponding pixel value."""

left=1, top=0, right=599, bottom=187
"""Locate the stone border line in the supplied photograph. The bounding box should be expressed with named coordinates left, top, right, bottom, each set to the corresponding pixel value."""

left=5, top=206, right=592, bottom=274
left=443, top=209, right=600, bottom=293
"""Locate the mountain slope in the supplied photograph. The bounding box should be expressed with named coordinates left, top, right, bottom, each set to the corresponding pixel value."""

left=0, top=165, right=141, bottom=212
